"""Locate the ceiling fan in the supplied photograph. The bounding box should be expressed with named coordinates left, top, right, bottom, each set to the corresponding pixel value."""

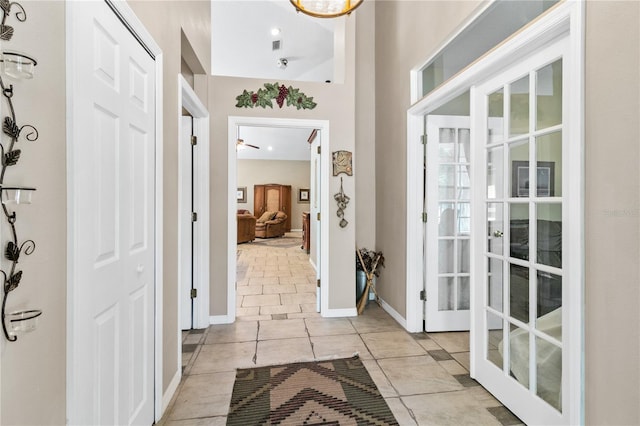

left=236, top=138, right=260, bottom=150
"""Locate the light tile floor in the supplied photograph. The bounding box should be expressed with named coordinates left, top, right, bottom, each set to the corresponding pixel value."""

left=161, top=234, right=524, bottom=426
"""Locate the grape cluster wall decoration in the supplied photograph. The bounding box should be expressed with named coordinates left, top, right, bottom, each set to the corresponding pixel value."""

left=235, top=82, right=317, bottom=110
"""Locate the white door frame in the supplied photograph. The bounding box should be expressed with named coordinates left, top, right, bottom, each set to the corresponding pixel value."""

left=178, top=75, right=210, bottom=332
left=66, top=0, right=165, bottom=422
left=226, top=117, right=330, bottom=322
left=406, top=1, right=583, bottom=422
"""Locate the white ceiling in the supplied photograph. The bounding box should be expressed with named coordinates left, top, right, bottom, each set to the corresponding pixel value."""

left=211, top=0, right=335, bottom=82
left=237, top=126, right=314, bottom=161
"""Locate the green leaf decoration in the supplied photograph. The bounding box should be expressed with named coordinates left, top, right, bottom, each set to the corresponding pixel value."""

left=5, top=241, right=19, bottom=262
left=0, top=24, right=13, bottom=41
left=235, top=83, right=317, bottom=110
left=4, top=149, right=20, bottom=166
left=6, top=270, right=21, bottom=292
left=3, top=117, right=19, bottom=139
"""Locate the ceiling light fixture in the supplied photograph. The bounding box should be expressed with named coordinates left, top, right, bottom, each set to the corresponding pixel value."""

left=271, top=27, right=281, bottom=37
left=289, top=0, right=364, bottom=18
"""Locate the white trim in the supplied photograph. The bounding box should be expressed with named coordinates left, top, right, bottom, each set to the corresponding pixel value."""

left=309, top=258, right=317, bottom=273
left=228, top=117, right=330, bottom=322
left=405, top=112, right=424, bottom=333
left=290, top=228, right=303, bottom=232
left=178, top=75, right=210, bottom=332
left=380, top=299, right=407, bottom=329
left=322, top=308, right=357, bottom=318
left=209, top=315, right=234, bottom=325
left=161, top=369, right=181, bottom=414
left=66, top=0, right=165, bottom=423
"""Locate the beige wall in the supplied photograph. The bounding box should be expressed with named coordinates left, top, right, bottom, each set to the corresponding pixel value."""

left=237, top=160, right=311, bottom=230
left=584, top=2, right=640, bottom=424
left=120, top=0, right=212, bottom=397
left=374, top=0, right=481, bottom=316
left=355, top=1, right=377, bottom=250
left=0, top=1, right=67, bottom=424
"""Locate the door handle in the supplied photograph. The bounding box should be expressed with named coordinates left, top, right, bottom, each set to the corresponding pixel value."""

left=493, top=230, right=503, bottom=238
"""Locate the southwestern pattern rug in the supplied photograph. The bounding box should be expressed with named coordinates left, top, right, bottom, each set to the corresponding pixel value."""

left=227, top=356, right=399, bottom=426
left=249, top=235, right=303, bottom=249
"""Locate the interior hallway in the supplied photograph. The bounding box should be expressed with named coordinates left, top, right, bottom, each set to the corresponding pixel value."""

left=163, top=235, right=524, bottom=425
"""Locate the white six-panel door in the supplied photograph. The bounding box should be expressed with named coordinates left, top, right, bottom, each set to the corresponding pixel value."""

left=69, top=1, right=156, bottom=424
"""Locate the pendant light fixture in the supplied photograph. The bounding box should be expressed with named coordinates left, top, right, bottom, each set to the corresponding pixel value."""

left=289, top=0, right=364, bottom=18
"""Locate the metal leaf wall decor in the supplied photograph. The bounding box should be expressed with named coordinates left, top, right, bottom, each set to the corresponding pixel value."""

left=334, top=177, right=350, bottom=228
left=0, top=0, right=39, bottom=342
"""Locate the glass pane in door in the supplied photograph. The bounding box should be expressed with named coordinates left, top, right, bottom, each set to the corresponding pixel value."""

left=487, top=311, right=504, bottom=369
left=510, top=75, right=530, bottom=136
left=487, top=202, right=504, bottom=255
left=537, top=203, right=562, bottom=268
left=510, top=140, right=530, bottom=198
left=536, top=337, right=562, bottom=411
left=488, top=257, right=503, bottom=312
left=537, top=271, right=562, bottom=339
left=487, top=147, right=503, bottom=199
left=510, top=203, right=529, bottom=261
left=510, top=264, right=529, bottom=323
left=509, top=323, right=530, bottom=388
left=536, top=132, right=562, bottom=197
left=536, top=59, right=563, bottom=130
left=439, top=277, right=454, bottom=311
left=488, top=88, right=504, bottom=143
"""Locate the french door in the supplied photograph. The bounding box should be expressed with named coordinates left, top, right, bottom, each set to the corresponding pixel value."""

left=472, top=37, right=571, bottom=425
left=424, top=115, right=471, bottom=331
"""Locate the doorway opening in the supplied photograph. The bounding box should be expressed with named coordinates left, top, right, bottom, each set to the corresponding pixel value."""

left=227, top=117, right=329, bottom=322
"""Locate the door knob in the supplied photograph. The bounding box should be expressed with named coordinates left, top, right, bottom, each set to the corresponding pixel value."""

left=493, top=230, right=503, bottom=238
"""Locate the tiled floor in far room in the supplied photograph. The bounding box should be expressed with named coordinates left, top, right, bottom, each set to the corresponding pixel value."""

left=161, top=233, right=524, bottom=426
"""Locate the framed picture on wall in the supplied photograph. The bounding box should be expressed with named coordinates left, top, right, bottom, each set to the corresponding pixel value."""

left=512, top=161, right=555, bottom=197
left=298, top=188, right=310, bottom=203
left=236, top=187, right=247, bottom=203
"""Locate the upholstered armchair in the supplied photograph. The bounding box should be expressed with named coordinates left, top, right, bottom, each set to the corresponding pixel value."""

left=255, top=211, right=288, bottom=239
left=237, top=209, right=256, bottom=243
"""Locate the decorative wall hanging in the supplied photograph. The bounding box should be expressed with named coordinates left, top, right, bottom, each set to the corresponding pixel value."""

left=0, top=1, right=40, bottom=342
left=334, top=177, right=349, bottom=228
left=332, top=150, right=352, bottom=176
left=235, top=82, right=317, bottom=110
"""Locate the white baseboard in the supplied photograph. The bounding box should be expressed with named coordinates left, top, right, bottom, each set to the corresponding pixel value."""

left=290, top=228, right=302, bottom=232
left=209, top=315, right=234, bottom=325
left=322, top=307, right=357, bottom=318
left=309, top=258, right=317, bottom=272
left=380, top=298, right=408, bottom=329
left=162, top=369, right=181, bottom=414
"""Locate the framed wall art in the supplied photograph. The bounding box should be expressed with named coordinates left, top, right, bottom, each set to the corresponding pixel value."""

left=236, top=187, right=247, bottom=203
left=332, top=150, right=353, bottom=176
left=298, top=188, right=310, bottom=203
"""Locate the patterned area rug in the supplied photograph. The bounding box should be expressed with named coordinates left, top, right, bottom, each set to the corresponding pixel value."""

left=227, top=356, right=398, bottom=426
left=249, top=236, right=303, bottom=249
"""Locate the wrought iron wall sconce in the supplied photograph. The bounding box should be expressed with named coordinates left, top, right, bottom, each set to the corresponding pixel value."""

left=0, top=0, right=40, bottom=342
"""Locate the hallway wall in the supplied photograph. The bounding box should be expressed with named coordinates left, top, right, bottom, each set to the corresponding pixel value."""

left=374, top=0, right=482, bottom=316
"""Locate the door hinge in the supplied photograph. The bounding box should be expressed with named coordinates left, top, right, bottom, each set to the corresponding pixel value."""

left=191, top=288, right=197, bottom=298
left=317, top=212, right=321, bottom=221
left=420, top=290, right=426, bottom=301
left=191, top=135, right=197, bottom=146
left=192, top=212, right=198, bottom=222
left=421, top=212, right=428, bottom=223
left=317, top=146, right=321, bottom=154
left=421, top=134, right=427, bottom=144
left=317, top=279, right=321, bottom=288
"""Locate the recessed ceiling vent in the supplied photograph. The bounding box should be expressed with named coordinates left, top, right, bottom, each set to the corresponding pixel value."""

left=272, top=40, right=281, bottom=51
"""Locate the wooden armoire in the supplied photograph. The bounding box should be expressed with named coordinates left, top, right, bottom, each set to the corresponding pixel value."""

left=254, top=184, right=292, bottom=232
